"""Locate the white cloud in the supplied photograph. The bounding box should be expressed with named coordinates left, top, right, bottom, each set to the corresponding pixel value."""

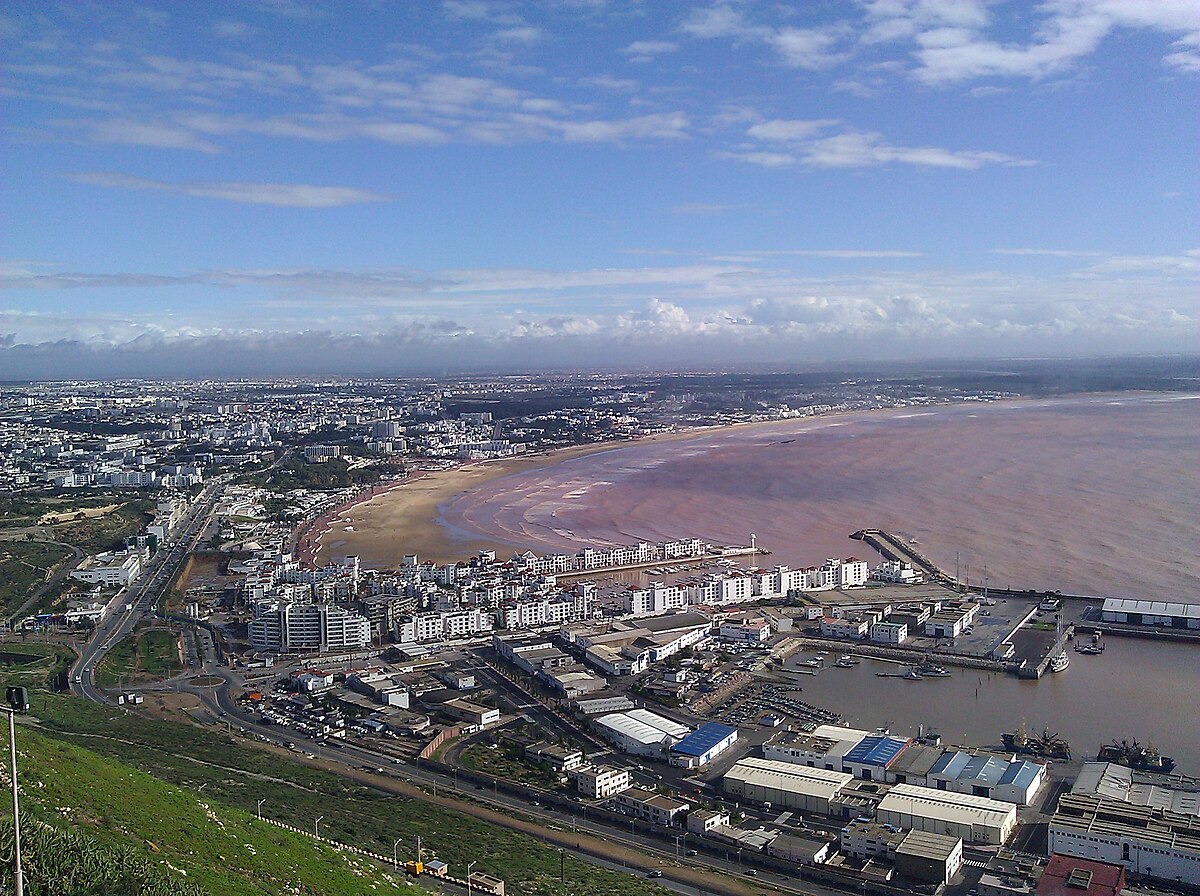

left=3, top=253, right=1196, bottom=376
left=620, top=40, right=678, bottom=62
left=66, top=172, right=391, bottom=207
left=671, top=202, right=744, bottom=215
left=769, top=27, right=849, bottom=69
left=990, top=248, right=1106, bottom=257
left=680, top=4, right=850, bottom=69
left=746, top=119, right=839, bottom=141
left=558, top=112, right=689, bottom=143
left=733, top=122, right=1036, bottom=170
left=88, top=119, right=220, bottom=153
left=895, top=0, right=1200, bottom=84
left=714, top=149, right=797, bottom=168
left=579, top=74, right=639, bottom=91
left=491, top=25, right=543, bottom=45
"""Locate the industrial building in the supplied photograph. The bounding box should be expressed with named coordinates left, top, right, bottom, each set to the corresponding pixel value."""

left=441, top=698, right=500, bottom=728
left=876, top=784, right=1018, bottom=845
left=894, top=830, right=964, bottom=885
left=668, top=722, right=739, bottom=768
left=928, top=751, right=1047, bottom=805
left=1100, top=598, right=1200, bottom=630
left=763, top=724, right=872, bottom=771
left=594, top=708, right=690, bottom=757
left=841, top=734, right=912, bottom=781
left=1072, top=762, right=1200, bottom=817
left=1037, top=855, right=1125, bottom=896
left=1048, top=792, right=1200, bottom=885
left=723, top=758, right=854, bottom=814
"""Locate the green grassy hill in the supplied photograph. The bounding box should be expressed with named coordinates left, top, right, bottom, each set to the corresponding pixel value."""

left=4, top=729, right=416, bottom=895
left=0, top=652, right=669, bottom=896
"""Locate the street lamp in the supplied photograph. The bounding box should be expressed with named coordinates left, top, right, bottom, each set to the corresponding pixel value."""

left=393, top=836, right=403, bottom=871
left=257, top=798, right=266, bottom=819
left=467, top=860, right=477, bottom=896
left=314, top=815, right=324, bottom=838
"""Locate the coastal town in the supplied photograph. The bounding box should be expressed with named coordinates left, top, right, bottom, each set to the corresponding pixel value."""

left=2, top=371, right=1198, bottom=896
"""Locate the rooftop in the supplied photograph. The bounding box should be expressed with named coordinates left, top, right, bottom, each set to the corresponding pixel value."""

left=671, top=722, right=738, bottom=758
left=1038, top=855, right=1124, bottom=896
left=843, top=734, right=911, bottom=768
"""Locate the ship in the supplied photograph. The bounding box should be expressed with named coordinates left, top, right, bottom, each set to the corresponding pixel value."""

left=1097, top=739, right=1176, bottom=774
left=1002, top=724, right=1072, bottom=760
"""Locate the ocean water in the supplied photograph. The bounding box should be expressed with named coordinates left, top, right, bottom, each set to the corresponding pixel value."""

left=443, top=394, right=1200, bottom=601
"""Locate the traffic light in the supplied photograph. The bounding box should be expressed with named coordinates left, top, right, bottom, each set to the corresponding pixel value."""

left=6, top=686, right=29, bottom=713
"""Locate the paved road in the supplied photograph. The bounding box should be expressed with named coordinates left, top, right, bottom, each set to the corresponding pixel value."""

left=70, top=477, right=227, bottom=703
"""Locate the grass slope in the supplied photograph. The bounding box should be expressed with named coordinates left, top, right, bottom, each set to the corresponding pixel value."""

left=0, top=679, right=668, bottom=896
left=6, top=729, right=415, bottom=895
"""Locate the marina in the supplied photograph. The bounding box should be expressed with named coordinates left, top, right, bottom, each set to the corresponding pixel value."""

left=785, top=635, right=1200, bottom=771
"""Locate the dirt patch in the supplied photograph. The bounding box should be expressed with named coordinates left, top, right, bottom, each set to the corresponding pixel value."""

left=38, top=503, right=121, bottom=526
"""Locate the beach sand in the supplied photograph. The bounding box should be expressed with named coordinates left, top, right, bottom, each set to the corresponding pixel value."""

left=315, top=441, right=634, bottom=565
left=315, top=422, right=781, bottom=567
left=318, top=394, right=1200, bottom=599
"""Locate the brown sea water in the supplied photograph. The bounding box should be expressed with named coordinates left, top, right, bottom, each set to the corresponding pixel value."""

left=442, top=394, right=1200, bottom=601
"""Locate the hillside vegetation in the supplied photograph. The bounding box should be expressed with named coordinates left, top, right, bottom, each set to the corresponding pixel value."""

left=0, top=664, right=667, bottom=896
left=2, top=728, right=418, bottom=895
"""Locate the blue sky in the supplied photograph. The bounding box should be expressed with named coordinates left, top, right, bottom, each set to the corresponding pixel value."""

left=1, top=0, right=1197, bottom=377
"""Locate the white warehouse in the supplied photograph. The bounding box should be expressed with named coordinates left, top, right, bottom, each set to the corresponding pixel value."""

left=594, top=709, right=691, bottom=757
left=876, top=784, right=1017, bottom=845
left=723, top=758, right=854, bottom=814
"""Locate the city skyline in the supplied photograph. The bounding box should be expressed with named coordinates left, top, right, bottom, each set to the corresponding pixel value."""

left=2, top=0, right=1198, bottom=377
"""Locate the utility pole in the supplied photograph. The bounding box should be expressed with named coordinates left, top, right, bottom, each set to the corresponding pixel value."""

left=467, top=860, right=477, bottom=896
left=4, top=687, right=28, bottom=896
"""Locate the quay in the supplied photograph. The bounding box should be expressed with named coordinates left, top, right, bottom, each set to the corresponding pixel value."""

left=851, top=528, right=1200, bottom=647
left=552, top=545, right=767, bottom=581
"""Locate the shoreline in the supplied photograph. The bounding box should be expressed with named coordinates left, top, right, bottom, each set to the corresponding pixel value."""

left=314, top=392, right=1154, bottom=570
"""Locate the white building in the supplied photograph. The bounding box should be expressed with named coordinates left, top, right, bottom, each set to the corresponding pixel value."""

left=1049, top=793, right=1200, bottom=885
left=625, top=583, right=688, bottom=617
left=500, top=589, right=590, bottom=629
left=616, top=788, right=690, bottom=826
left=928, top=751, right=1047, bottom=806
left=595, top=709, right=690, bottom=757
left=763, top=725, right=872, bottom=771
left=820, top=617, right=868, bottom=639
left=876, top=784, right=1017, bottom=845
left=570, top=765, right=632, bottom=799
left=248, top=602, right=371, bottom=653
left=723, top=759, right=854, bottom=814
left=70, top=550, right=142, bottom=586
left=719, top=619, right=771, bottom=643
left=399, top=608, right=492, bottom=643
left=871, top=621, right=909, bottom=644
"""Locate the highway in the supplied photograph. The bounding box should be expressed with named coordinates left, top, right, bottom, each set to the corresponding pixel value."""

left=70, top=476, right=228, bottom=704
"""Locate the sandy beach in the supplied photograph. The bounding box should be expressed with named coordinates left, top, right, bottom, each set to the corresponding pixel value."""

left=320, top=393, right=1200, bottom=601
left=314, top=419, right=804, bottom=566
left=315, top=440, right=635, bottom=565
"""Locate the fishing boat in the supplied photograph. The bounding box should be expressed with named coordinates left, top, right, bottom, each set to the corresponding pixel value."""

left=1002, top=724, right=1071, bottom=760
left=834, top=655, right=859, bottom=668
left=1048, top=613, right=1070, bottom=672
left=902, top=668, right=924, bottom=681
left=1097, top=739, right=1176, bottom=774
